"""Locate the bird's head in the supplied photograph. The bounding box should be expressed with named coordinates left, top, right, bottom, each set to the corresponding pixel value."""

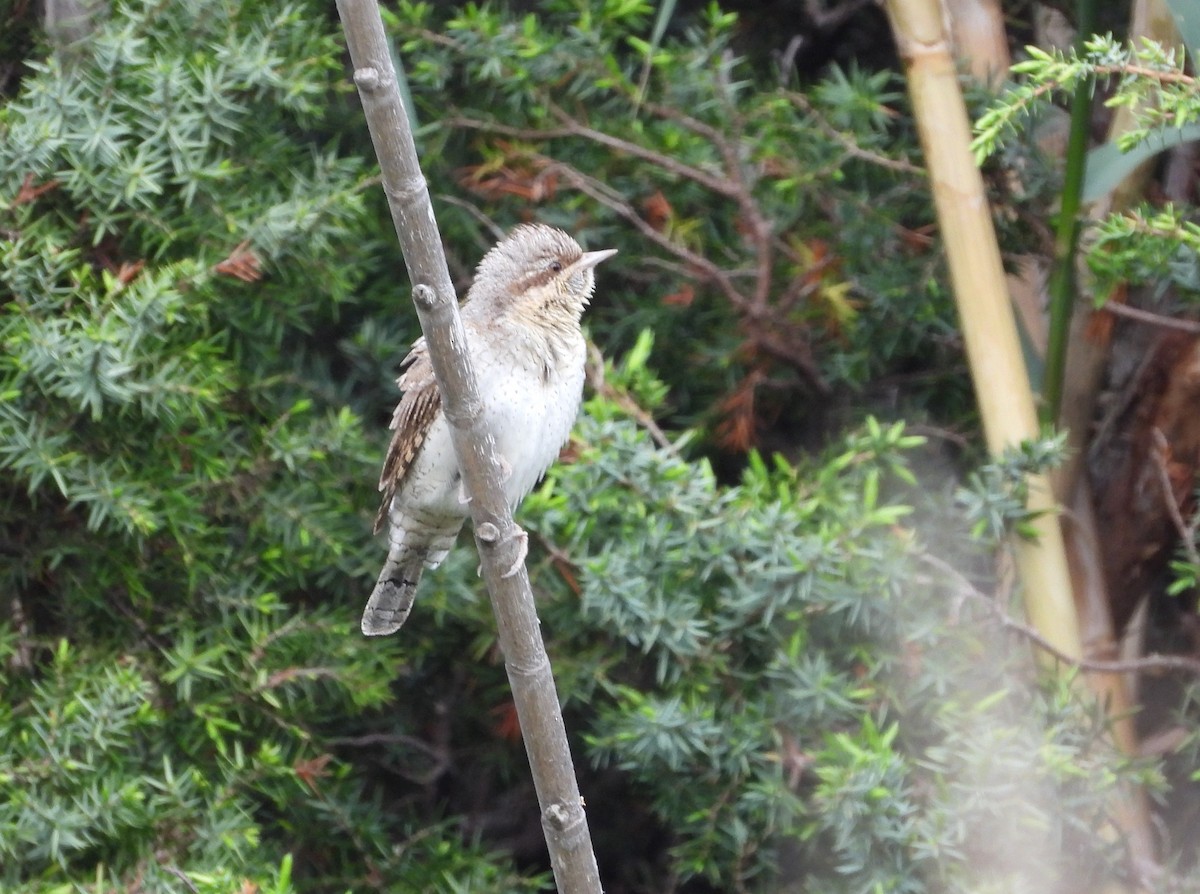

left=468, top=223, right=617, bottom=323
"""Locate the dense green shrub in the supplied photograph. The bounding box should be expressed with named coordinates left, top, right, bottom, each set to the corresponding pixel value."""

left=0, top=1, right=514, bottom=890
left=385, top=0, right=969, bottom=439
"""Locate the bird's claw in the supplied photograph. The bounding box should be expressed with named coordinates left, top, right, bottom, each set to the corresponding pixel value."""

left=497, top=455, right=513, bottom=484
left=457, top=457, right=510, bottom=505
left=502, top=529, right=529, bottom=578
left=474, top=527, right=528, bottom=579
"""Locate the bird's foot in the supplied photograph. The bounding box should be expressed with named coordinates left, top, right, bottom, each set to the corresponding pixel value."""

left=502, top=528, right=528, bottom=578
left=456, top=456, right=512, bottom=506
left=474, top=525, right=529, bottom=579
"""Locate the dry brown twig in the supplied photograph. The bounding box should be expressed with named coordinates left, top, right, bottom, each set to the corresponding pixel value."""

left=445, top=113, right=737, bottom=198
left=785, top=91, right=926, bottom=176
left=584, top=342, right=677, bottom=453
left=919, top=552, right=1200, bottom=677
left=1150, top=427, right=1200, bottom=570
left=1101, top=301, right=1200, bottom=335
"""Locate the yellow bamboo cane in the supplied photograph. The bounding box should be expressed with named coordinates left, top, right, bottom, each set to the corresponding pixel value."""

left=884, top=1, right=1154, bottom=884
left=885, top=0, right=1083, bottom=659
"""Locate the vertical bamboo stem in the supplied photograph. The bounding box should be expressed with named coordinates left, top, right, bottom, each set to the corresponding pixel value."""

left=885, top=1, right=1155, bottom=882
left=885, top=0, right=1083, bottom=660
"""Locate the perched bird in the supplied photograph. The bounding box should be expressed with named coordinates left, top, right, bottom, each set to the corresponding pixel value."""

left=363, top=224, right=617, bottom=636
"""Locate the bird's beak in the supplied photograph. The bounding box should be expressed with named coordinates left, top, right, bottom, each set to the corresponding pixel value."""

left=573, top=248, right=618, bottom=272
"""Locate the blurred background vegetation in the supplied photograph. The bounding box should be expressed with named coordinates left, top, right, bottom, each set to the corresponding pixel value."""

left=2, top=0, right=1199, bottom=891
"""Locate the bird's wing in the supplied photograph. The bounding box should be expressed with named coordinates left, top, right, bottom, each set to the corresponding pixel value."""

left=374, top=338, right=442, bottom=533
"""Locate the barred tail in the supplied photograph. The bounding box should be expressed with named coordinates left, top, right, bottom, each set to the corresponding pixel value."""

left=362, top=511, right=463, bottom=636
left=362, top=546, right=426, bottom=636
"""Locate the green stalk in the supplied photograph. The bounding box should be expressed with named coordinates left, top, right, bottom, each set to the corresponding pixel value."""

left=1041, top=0, right=1097, bottom=423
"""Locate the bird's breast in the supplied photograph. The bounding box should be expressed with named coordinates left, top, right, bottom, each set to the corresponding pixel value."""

left=475, top=330, right=586, bottom=507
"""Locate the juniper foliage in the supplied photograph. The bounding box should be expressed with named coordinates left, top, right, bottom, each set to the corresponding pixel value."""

left=0, top=1, right=538, bottom=890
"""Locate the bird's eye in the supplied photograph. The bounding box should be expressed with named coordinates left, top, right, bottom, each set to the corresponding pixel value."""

left=549, top=260, right=563, bottom=273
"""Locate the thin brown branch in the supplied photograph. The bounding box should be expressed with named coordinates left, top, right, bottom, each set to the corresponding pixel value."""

left=553, top=100, right=749, bottom=197
left=165, top=867, right=200, bottom=894
left=585, top=342, right=677, bottom=452
left=1095, top=62, right=1197, bottom=86
left=638, top=97, right=727, bottom=145
left=1006, top=611, right=1200, bottom=675
left=785, top=91, right=926, bottom=176
left=447, top=112, right=740, bottom=199
left=631, top=91, right=778, bottom=315
left=409, top=26, right=463, bottom=51
left=541, top=157, right=828, bottom=391
left=920, top=552, right=1200, bottom=676
left=1151, top=427, right=1200, bottom=569
left=7, top=595, right=33, bottom=673
left=1100, top=301, right=1200, bottom=334
left=707, top=56, right=775, bottom=313
left=455, top=99, right=829, bottom=391
left=537, top=156, right=745, bottom=302
left=434, top=193, right=505, bottom=242
left=994, top=61, right=1196, bottom=127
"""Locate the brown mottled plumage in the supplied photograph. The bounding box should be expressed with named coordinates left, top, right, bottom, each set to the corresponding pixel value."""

left=362, top=224, right=616, bottom=636
left=373, top=340, right=439, bottom=535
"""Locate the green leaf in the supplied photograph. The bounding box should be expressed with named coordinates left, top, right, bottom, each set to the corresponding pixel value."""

left=1084, top=124, right=1200, bottom=201
left=1167, top=0, right=1200, bottom=54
